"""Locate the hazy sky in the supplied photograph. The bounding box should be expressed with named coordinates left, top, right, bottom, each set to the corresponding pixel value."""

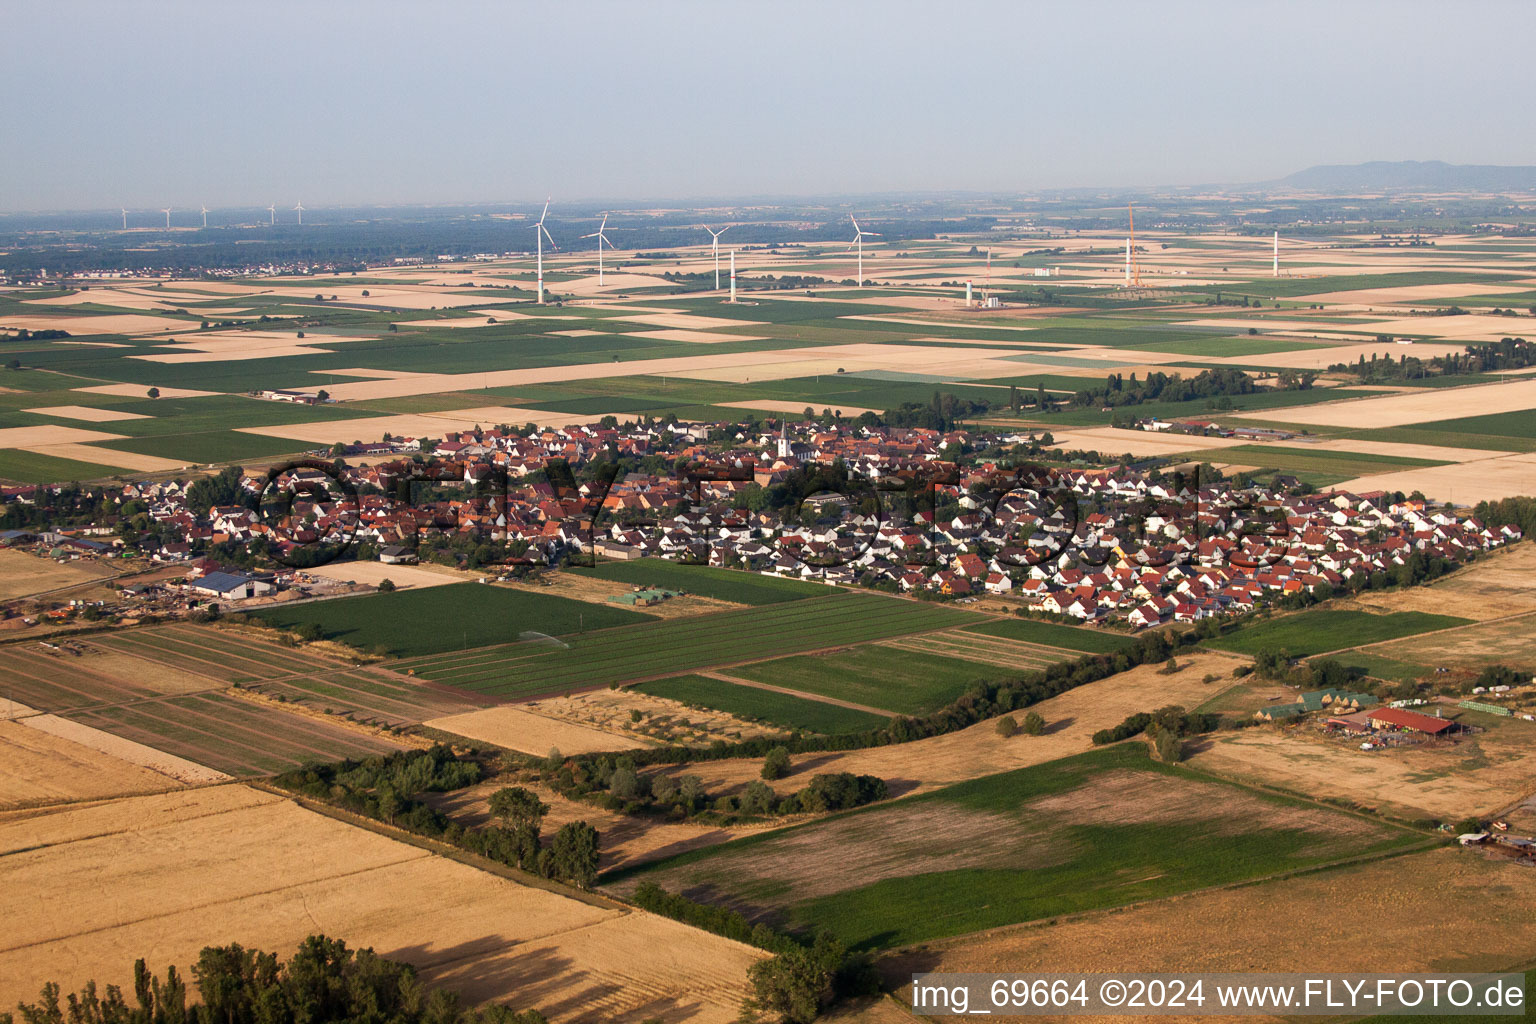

left=5, top=0, right=1534, bottom=211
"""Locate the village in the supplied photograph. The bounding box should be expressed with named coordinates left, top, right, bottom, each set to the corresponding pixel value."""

left=2, top=413, right=1521, bottom=635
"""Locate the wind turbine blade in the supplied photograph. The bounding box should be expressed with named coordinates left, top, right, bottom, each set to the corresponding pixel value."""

left=599, top=214, right=608, bottom=231
left=865, top=231, right=882, bottom=237
left=717, top=225, right=728, bottom=235
left=850, top=215, right=860, bottom=231
left=538, top=197, right=551, bottom=223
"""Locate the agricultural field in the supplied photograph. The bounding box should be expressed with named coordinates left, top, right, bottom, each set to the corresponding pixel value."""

left=0, top=548, right=120, bottom=602
left=0, top=720, right=183, bottom=809
left=256, top=582, right=656, bottom=657
left=1205, top=608, right=1472, bottom=658
left=616, top=743, right=1423, bottom=950
left=89, top=622, right=347, bottom=683
left=1335, top=611, right=1536, bottom=682
left=391, top=592, right=982, bottom=699
left=958, top=617, right=1139, bottom=654
left=725, top=644, right=1009, bottom=716
left=1188, top=710, right=1536, bottom=821
left=575, top=560, right=832, bottom=605
left=0, top=786, right=761, bottom=1024
left=634, top=674, right=891, bottom=735
left=886, top=848, right=1536, bottom=993
left=59, top=690, right=407, bottom=777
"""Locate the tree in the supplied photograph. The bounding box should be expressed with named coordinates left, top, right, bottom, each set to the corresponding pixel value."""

left=377, top=578, right=396, bottom=593
left=147, top=387, right=160, bottom=399
left=1151, top=726, right=1184, bottom=763
left=995, top=715, right=1018, bottom=737
left=740, top=934, right=845, bottom=1024
left=316, top=389, right=329, bottom=403
left=1021, top=710, right=1045, bottom=735
left=548, top=821, right=599, bottom=888
left=488, top=786, right=547, bottom=829
left=761, top=746, right=791, bottom=780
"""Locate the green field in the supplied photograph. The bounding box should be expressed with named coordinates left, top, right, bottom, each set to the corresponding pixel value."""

left=959, top=618, right=1138, bottom=654
left=392, top=592, right=982, bottom=699
left=727, top=643, right=1010, bottom=716
left=618, top=743, right=1423, bottom=949
left=633, top=674, right=889, bottom=734
left=1206, top=609, right=1472, bottom=658
left=0, top=448, right=127, bottom=484
left=1406, top=409, right=1536, bottom=440
left=256, top=583, right=656, bottom=657
left=576, top=561, right=831, bottom=604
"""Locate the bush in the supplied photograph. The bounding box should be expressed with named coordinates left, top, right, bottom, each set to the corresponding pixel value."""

left=1021, top=710, right=1045, bottom=736
left=995, top=715, right=1019, bottom=737
left=761, top=746, right=791, bottom=781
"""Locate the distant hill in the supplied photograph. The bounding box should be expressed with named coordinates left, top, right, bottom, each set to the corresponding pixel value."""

left=1276, top=160, right=1536, bottom=192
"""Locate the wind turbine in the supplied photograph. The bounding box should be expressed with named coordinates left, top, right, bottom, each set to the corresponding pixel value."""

left=200, top=205, right=209, bottom=228
left=120, top=208, right=128, bottom=230
left=161, top=207, right=172, bottom=229
left=266, top=203, right=276, bottom=226
left=705, top=225, right=729, bottom=290
left=581, top=213, right=615, bottom=288
left=534, top=197, right=555, bottom=304
left=293, top=200, right=304, bottom=225
left=849, top=215, right=880, bottom=288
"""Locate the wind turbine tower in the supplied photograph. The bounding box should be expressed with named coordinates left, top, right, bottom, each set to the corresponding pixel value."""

left=267, top=203, right=276, bottom=226
left=849, top=215, right=880, bottom=288
left=162, top=207, right=172, bottom=229
left=581, top=214, right=615, bottom=287
left=1127, top=203, right=1142, bottom=287
left=706, top=226, right=729, bottom=290
left=201, top=205, right=209, bottom=228
left=534, top=198, right=555, bottom=304
left=1124, top=237, right=1131, bottom=283
left=1273, top=231, right=1279, bottom=277
left=120, top=208, right=128, bottom=230
left=729, top=250, right=737, bottom=303
left=293, top=201, right=304, bottom=225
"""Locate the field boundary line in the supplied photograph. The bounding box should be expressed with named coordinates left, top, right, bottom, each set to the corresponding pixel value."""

left=696, top=671, right=898, bottom=717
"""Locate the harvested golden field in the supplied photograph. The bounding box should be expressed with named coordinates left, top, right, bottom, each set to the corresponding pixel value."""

left=0, top=313, right=192, bottom=336
left=1351, top=542, right=1536, bottom=619
left=1029, top=427, right=1251, bottom=458
left=72, top=383, right=219, bottom=399
left=19, top=404, right=149, bottom=422
left=1187, top=715, right=1536, bottom=820
left=0, top=786, right=762, bottom=1024
left=0, top=720, right=180, bottom=808
left=1336, top=451, right=1536, bottom=504
left=508, top=688, right=777, bottom=748
left=888, top=847, right=1536, bottom=1020
left=1365, top=612, right=1536, bottom=674
left=1236, top=377, right=1536, bottom=428
left=426, top=704, right=650, bottom=756
left=310, top=560, right=461, bottom=591
left=540, top=572, right=746, bottom=619
left=649, top=652, right=1245, bottom=798
left=237, top=405, right=603, bottom=443
left=0, top=549, right=118, bottom=601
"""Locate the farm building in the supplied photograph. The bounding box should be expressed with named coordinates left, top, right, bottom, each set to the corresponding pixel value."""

left=1365, top=707, right=1456, bottom=736
left=378, top=545, right=418, bottom=565
left=187, top=571, right=274, bottom=600
left=1254, top=687, right=1377, bottom=722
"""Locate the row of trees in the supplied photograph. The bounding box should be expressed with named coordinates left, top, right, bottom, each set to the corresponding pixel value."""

left=539, top=749, right=887, bottom=823
left=5, top=936, right=550, bottom=1024
left=1330, top=336, right=1534, bottom=382
left=273, top=750, right=600, bottom=889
